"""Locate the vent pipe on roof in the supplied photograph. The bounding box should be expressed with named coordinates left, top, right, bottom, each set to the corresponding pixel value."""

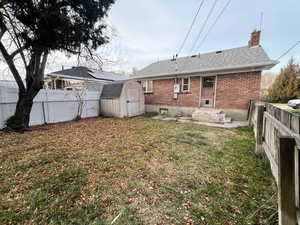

left=62, top=65, right=64, bottom=70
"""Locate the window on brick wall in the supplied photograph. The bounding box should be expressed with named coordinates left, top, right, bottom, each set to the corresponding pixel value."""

left=181, top=77, right=190, bottom=92
left=142, top=80, right=153, bottom=93
left=203, top=77, right=215, bottom=88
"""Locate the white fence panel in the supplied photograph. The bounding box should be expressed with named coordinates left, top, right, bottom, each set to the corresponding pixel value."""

left=83, top=100, right=100, bottom=118
left=0, top=103, right=16, bottom=128
left=30, top=103, right=45, bottom=126
left=0, top=87, right=102, bottom=129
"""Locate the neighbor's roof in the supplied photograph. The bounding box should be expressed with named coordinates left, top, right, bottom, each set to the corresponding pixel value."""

left=49, top=66, right=128, bottom=82
left=91, top=70, right=129, bottom=81
left=51, top=66, right=94, bottom=80
left=101, top=81, right=125, bottom=98
left=133, top=46, right=279, bottom=79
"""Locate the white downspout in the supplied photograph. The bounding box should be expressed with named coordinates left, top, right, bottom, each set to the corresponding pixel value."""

left=213, top=76, right=218, bottom=108
left=199, top=77, right=202, bottom=108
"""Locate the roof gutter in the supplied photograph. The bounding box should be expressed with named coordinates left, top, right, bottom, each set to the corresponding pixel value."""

left=132, top=60, right=279, bottom=80
left=47, top=73, right=113, bottom=82
left=88, top=72, right=119, bottom=82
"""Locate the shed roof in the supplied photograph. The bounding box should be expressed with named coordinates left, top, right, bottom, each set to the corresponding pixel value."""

left=101, top=81, right=125, bottom=98
left=133, top=46, right=278, bottom=79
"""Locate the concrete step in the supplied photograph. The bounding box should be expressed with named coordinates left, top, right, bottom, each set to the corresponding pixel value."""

left=192, top=108, right=232, bottom=123
left=224, top=116, right=232, bottom=123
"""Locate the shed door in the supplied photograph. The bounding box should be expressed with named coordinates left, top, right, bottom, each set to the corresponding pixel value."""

left=125, top=83, right=140, bottom=117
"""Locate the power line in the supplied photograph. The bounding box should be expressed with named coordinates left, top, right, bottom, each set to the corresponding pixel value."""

left=190, top=0, right=218, bottom=53
left=276, top=41, right=300, bottom=60
left=177, top=0, right=205, bottom=56
left=196, top=0, right=232, bottom=51
left=179, top=0, right=231, bottom=74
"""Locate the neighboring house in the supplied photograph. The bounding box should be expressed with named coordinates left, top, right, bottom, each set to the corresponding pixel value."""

left=45, top=66, right=129, bottom=91
left=132, top=30, right=278, bottom=120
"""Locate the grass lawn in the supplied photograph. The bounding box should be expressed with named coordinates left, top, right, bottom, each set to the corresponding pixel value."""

left=0, top=117, right=277, bottom=225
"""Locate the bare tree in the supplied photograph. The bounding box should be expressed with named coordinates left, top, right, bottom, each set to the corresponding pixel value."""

left=74, top=87, right=87, bottom=121
left=44, top=25, right=126, bottom=74
left=0, top=0, right=115, bottom=131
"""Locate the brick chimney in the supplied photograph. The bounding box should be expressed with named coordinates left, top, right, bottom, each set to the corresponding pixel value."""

left=248, top=29, right=261, bottom=47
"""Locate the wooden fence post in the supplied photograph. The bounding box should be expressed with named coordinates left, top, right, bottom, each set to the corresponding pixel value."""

left=278, top=137, right=296, bottom=225
left=255, top=103, right=265, bottom=153
left=247, top=99, right=254, bottom=125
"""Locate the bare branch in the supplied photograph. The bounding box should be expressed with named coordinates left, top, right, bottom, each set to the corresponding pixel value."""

left=37, top=52, right=49, bottom=84
left=10, top=45, right=27, bottom=59
left=0, top=29, right=6, bottom=40
left=0, top=16, right=7, bottom=40
left=40, top=52, right=48, bottom=75
left=3, top=8, right=28, bottom=66
left=0, top=40, right=25, bottom=92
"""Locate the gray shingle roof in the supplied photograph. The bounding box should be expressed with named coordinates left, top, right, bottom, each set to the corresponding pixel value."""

left=133, top=46, right=278, bottom=79
left=91, top=70, right=129, bottom=81
left=52, top=66, right=95, bottom=80
left=50, top=66, right=128, bottom=81
left=101, top=81, right=125, bottom=98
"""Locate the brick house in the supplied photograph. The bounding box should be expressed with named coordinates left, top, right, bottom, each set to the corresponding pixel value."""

left=132, top=30, right=278, bottom=120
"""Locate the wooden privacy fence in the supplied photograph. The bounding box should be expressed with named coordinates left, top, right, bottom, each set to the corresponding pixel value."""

left=249, top=101, right=300, bottom=225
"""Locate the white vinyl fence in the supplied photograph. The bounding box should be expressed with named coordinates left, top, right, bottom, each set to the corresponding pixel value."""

left=0, top=87, right=102, bottom=129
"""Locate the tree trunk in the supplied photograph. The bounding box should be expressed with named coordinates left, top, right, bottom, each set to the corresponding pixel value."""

left=0, top=42, right=48, bottom=132
left=5, top=50, right=48, bottom=132
left=6, top=89, right=39, bottom=132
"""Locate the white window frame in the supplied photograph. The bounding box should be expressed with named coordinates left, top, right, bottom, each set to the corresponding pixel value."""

left=181, top=77, right=190, bottom=92
left=142, top=80, right=153, bottom=93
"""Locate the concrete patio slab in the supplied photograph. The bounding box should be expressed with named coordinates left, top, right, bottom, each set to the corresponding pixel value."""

left=152, top=115, right=249, bottom=129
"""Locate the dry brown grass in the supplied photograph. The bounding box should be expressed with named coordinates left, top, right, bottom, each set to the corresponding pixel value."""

left=0, top=117, right=276, bottom=225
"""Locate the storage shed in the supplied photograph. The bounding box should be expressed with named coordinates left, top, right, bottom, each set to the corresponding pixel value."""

left=100, top=80, right=145, bottom=118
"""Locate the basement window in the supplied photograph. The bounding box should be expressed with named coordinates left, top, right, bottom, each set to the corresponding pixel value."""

left=142, top=80, right=153, bottom=93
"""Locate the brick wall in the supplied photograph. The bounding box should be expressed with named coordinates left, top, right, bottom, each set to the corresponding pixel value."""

left=145, top=77, right=200, bottom=107
left=215, top=72, right=261, bottom=110
left=144, top=71, right=261, bottom=110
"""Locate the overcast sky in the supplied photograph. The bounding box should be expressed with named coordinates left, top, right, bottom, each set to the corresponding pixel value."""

left=104, top=0, right=300, bottom=73
left=1, top=0, right=299, bottom=79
